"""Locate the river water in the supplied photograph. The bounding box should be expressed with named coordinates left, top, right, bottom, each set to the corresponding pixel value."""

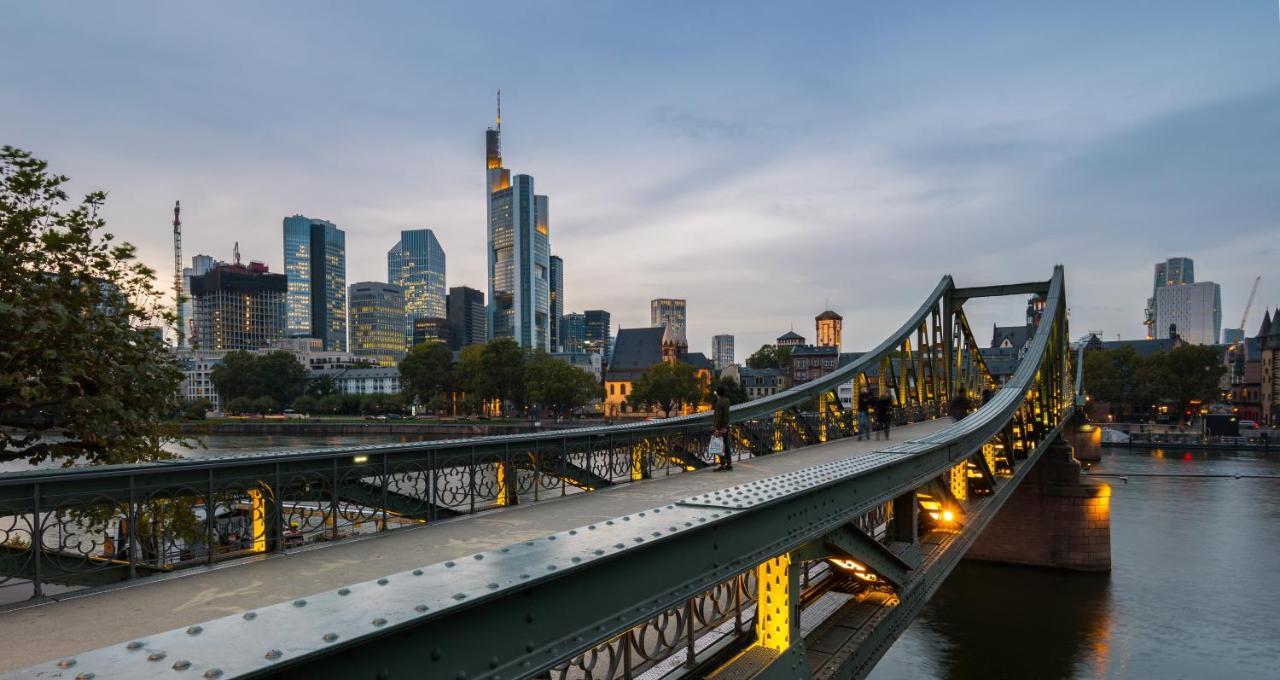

left=869, top=446, right=1280, bottom=680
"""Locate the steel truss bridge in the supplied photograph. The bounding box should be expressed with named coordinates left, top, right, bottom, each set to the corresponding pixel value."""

left=1, top=266, right=1081, bottom=679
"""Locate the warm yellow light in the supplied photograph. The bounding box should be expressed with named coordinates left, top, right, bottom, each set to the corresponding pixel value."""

left=942, top=510, right=955, bottom=523
left=829, top=558, right=866, bottom=572
left=353, top=455, right=369, bottom=463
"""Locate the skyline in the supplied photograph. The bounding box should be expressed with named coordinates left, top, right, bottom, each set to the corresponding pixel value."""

left=3, top=3, right=1278, bottom=355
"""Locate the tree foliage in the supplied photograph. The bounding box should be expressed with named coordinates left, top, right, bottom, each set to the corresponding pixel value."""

left=476, top=338, right=527, bottom=413
left=525, top=351, right=600, bottom=415
left=0, top=147, right=183, bottom=466
left=628, top=361, right=703, bottom=417
left=714, top=376, right=749, bottom=405
left=1082, top=344, right=1226, bottom=417
left=399, top=342, right=454, bottom=406
left=746, top=344, right=792, bottom=370
left=210, top=350, right=306, bottom=410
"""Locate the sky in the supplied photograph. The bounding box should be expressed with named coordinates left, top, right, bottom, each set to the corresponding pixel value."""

left=3, top=2, right=1278, bottom=358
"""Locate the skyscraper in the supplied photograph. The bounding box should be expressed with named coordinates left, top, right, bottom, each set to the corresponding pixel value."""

left=712, top=334, right=735, bottom=370
left=190, top=261, right=286, bottom=351
left=560, top=312, right=587, bottom=353
left=1155, top=281, right=1222, bottom=345
left=487, top=94, right=552, bottom=350
left=349, top=282, right=406, bottom=367
left=584, top=309, right=612, bottom=363
left=388, top=229, right=446, bottom=346
left=650, top=298, right=687, bottom=338
left=1145, top=257, right=1195, bottom=339
left=549, top=255, right=563, bottom=352
left=447, top=286, right=486, bottom=350
left=283, top=216, right=346, bottom=351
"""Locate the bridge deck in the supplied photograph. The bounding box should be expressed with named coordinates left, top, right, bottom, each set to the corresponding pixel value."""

left=0, top=419, right=949, bottom=673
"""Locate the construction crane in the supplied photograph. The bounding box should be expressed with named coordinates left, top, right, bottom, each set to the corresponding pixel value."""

left=173, top=200, right=183, bottom=348
left=1238, top=275, right=1261, bottom=341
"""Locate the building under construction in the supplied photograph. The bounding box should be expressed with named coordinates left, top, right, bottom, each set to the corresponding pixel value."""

left=189, top=260, right=287, bottom=351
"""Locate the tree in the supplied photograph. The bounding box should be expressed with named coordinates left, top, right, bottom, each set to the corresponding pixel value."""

left=0, top=147, right=184, bottom=466
left=399, top=342, right=454, bottom=407
left=181, top=398, right=213, bottom=420
left=1147, top=344, right=1226, bottom=410
left=714, top=376, right=749, bottom=405
left=306, top=374, right=340, bottom=398
left=210, top=350, right=307, bottom=408
left=452, top=343, right=487, bottom=413
left=746, top=344, right=792, bottom=370
left=477, top=338, right=527, bottom=414
left=291, top=394, right=318, bottom=414
left=526, top=352, right=600, bottom=416
left=628, top=362, right=703, bottom=417
left=316, top=394, right=344, bottom=415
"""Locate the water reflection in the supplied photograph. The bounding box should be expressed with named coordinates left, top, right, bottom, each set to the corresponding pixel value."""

left=907, top=562, right=1111, bottom=680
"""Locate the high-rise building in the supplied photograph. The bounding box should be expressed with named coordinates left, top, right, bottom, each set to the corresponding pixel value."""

left=712, top=334, right=735, bottom=370
left=561, top=312, right=587, bottom=353
left=190, top=261, right=286, bottom=351
left=412, top=317, right=452, bottom=347
left=1154, top=281, right=1222, bottom=345
left=816, top=310, right=843, bottom=351
left=349, top=282, right=406, bottom=367
left=388, top=229, right=446, bottom=346
left=486, top=96, right=551, bottom=350
left=584, top=309, right=612, bottom=363
left=447, top=286, right=486, bottom=350
left=650, top=298, right=687, bottom=338
left=284, top=216, right=346, bottom=351
left=549, top=255, right=563, bottom=352
left=181, top=253, right=225, bottom=348
left=1145, top=257, right=1195, bottom=339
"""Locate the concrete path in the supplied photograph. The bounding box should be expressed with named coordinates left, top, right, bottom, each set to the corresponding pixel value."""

left=0, top=419, right=950, bottom=672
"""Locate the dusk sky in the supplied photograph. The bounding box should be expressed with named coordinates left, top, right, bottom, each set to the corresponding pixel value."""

left=4, top=2, right=1278, bottom=357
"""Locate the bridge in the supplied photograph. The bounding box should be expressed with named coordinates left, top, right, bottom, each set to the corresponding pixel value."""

left=0, top=266, right=1107, bottom=679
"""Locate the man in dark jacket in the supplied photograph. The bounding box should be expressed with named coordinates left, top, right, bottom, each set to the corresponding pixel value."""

left=713, top=385, right=733, bottom=471
left=875, top=391, right=894, bottom=440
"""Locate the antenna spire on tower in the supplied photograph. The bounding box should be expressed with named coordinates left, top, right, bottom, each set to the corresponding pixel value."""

left=496, top=89, right=502, bottom=131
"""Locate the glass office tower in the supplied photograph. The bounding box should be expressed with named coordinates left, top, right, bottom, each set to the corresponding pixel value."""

left=549, top=255, right=563, bottom=351
left=283, top=215, right=346, bottom=351
left=349, top=282, right=407, bottom=366
left=388, top=229, right=446, bottom=346
left=486, top=100, right=551, bottom=351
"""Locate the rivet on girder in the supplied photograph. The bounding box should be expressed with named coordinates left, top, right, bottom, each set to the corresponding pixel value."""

left=415, top=604, right=430, bottom=613
left=372, top=618, right=387, bottom=627
left=56, top=659, right=76, bottom=669
left=488, top=582, right=500, bottom=589
left=445, top=561, right=456, bottom=567
left=74, top=673, right=94, bottom=680
left=453, top=593, right=467, bottom=600
left=571, top=557, right=581, bottom=564
left=127, top=641, right=145, bottom=650
left=148, top=652, right=166, bottom=662
left=265, top=649, right=282, bottom=660
left=338, top=588, right=351, bottom=596
left=186, top=626, right=203, bottom=635
left=547, top=565, right=557, bottom=571
left=324, top=633, right=339, bottom=642
left=519, top=573, right=530, bottom=579
left=377, top=578, right=389, bottom=586
left=412, top=569, right=424, bottom=575
left=293, top=599, right=307, bottom=607
left=173, top=660, right=192, bottom=671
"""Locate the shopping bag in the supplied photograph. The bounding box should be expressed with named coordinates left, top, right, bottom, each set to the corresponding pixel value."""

left=706, top=435, right=724, bottom=458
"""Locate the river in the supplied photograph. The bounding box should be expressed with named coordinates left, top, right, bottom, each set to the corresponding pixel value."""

left=869, top=446, right=1280, bottom=680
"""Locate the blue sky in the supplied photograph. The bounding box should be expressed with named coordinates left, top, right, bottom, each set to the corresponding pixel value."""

left=3, top=2, right=1278, bottom=356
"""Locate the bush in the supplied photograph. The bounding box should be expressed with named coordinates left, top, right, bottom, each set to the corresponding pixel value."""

left=291, top=395, right=317, bottom=414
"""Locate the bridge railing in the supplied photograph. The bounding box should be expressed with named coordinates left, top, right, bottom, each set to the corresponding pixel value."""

left=0, top=272, right=1022, bottom=599
left=5, top=266, right=1077, bottom=679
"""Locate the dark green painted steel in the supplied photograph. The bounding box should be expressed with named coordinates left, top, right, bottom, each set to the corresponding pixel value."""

left=822, top=525, right=913, bottom=588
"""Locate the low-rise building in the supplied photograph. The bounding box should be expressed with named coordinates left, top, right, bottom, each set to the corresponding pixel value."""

left=333, top=367, right=401, bottom=395
left=737, top=366, right=786, bottom=401
left=790, top=345, right=839, bottom=385
left=552, top=351, right=603, bottom=382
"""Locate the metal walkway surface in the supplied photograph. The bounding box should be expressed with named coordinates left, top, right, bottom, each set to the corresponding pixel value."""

left=0, top=419, right=950, bottom=672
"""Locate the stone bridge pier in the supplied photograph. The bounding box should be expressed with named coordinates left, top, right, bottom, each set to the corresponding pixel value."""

left=966, top=435, right=1111, bottom=572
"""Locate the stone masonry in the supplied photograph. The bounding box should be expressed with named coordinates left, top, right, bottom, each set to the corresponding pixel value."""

left=966, top=438, right=1111, bottom=571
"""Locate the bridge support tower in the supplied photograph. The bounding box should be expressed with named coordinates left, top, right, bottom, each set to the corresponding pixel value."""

left=966, top=436, right=1111, bottom=572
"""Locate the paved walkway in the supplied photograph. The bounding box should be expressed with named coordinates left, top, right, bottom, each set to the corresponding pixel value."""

left=0, top=419, right=950, bottom=672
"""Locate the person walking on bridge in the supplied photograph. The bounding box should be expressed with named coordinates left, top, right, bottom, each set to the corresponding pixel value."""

left=713, top=384, right=733, bottom=471
left=875, top=390, right=894, bottom=440
left=857, top=391, right=873, bottom=440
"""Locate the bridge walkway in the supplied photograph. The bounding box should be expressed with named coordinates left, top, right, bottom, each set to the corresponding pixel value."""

left=0, top=419, right=951, bottom=672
